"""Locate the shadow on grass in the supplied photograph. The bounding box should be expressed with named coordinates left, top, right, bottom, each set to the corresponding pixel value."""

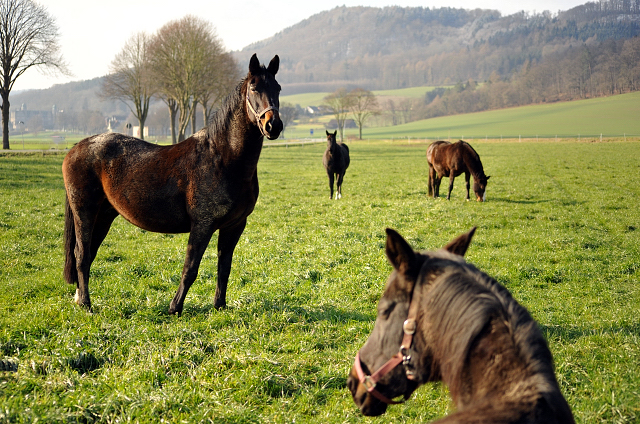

left=180, top=298, right=373, bottom=324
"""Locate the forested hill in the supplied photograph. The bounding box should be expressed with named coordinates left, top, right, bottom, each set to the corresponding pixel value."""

left=235, top=1, right=640, bottom=93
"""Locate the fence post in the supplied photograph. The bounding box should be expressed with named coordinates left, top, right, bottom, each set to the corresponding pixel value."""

left=600, top=133, right=602, bottom=142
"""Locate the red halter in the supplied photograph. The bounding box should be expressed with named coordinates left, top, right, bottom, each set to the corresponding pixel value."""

left=353, top=283, right=421, bottom=404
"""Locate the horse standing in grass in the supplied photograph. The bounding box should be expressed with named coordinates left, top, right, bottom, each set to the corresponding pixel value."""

left=322, top=130, right=350, bottom=199
left=347, top=228, right=575, bottom=423
left=427, top=140, right=490, bottom=201
left=62, top=54, right=282, bottom=315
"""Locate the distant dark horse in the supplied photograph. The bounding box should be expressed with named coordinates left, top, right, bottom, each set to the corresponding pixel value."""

left=62, top=54, right=282, bottom=314
left=322, top=130, right=350, bottom=199
left=427, top=140, right=490, bottom=201
left=348, top=228, right=575, bottom=423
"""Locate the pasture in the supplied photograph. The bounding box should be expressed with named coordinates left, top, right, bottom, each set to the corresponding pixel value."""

left=0, top=140, right=639, bottom=423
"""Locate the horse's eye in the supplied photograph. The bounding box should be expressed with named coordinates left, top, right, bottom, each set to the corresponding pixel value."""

left=250, top=85, right=257, bottom=92
left=379, top=300, right=396, bottom=318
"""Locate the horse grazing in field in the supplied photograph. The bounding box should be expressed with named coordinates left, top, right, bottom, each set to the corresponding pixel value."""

left=427, top=140, right=490, bottom=201
left=348, top=228, right=575, bottom=423
left=62, top=54, right=282, bottom=315
left=322, top=130, right=350, bottom=199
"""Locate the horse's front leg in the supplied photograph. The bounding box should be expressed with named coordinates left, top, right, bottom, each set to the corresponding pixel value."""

left=327, top=172, right=335, bottom=199
left=336, top=173, right=344, bottom=199
left=447, top=172, right=456, bottom=200
left=169, top=226, right=214, bottom=315
left=464, top=172, right=471, bottom=201
left=213, top=218, right=247, bottom=309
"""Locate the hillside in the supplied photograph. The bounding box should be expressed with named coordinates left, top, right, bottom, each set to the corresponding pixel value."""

left=9, top=0, right=640, bottom=120
left=235, top=1, right=640, bottom=93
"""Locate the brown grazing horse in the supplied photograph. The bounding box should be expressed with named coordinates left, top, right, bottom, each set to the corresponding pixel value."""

left=322, top=130, right=350, bottom=199
left=348, top=228, right=575, bottom=423
left=62, top=54, right=282, bottom=314
left=427, top=140, right=490, bottom=201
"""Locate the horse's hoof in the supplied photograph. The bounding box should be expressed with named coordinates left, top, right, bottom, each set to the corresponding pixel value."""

left=74, top=289, right=92, bottom=311
left=214, top=302, right=227, bottom=310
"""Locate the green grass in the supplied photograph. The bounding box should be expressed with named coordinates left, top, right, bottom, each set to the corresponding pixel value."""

left=364, top=92, right=640, bottom=140
left=1, top=140, right=639, bottom=423
left=280, top=91, right=640, bottom=141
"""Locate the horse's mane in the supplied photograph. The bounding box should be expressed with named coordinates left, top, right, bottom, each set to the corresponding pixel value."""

left=419, top=253, right=556, bottom=398
left=458, top=141, right=486, bottom=179
left=206, top=78, right=245, bottom=138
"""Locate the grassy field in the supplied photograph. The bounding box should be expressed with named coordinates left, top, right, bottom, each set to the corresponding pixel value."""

left=280, top=91, right=640, bottom=142
left=1, top=140, right=639, bottom=423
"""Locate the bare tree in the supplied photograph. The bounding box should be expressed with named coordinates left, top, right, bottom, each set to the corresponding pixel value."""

left=198, top=51, right=239, bottom=126
left=101, top=32, right=154, bottom=140
left=349, top=88, right=379, bottom=139
left=278, top=102, right=298, bottom=137
left=149, top=16, right=229, bottom=142
left=0, top=0, right=69, bottom=149
left=323, top=88, right=353, bottom=142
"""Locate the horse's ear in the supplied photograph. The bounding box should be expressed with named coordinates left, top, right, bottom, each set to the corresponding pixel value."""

left=249, top=53, right=261, bottom=75
left=267, top=55, right=279, bottom=76
left=443, top=227, right=476, bottom=257
left=385, top=228, right=417, bottom=275
left=486, top=176, right=491, bottom=180
left=333, top=130, right=337, bottom=136
left=326, top=130, right=330, bottom=136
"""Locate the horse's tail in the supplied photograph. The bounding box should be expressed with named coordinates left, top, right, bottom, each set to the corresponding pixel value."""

left=63, top=193, right=78, bottom=285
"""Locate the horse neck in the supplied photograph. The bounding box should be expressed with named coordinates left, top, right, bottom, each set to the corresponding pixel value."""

left=462, top=147, right=485, bottom=180
left=208, top=80, right=263, bottom=167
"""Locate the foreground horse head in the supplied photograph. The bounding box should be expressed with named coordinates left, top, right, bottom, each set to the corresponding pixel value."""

left=62, top=54, right=281, bottom=315
left=246, top=54, right=282, bottom=140
left=427, top=140, right=490, bottom=201
left=347, top=228, right=574, bottom=423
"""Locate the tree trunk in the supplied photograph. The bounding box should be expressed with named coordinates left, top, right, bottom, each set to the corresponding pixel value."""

left=2, top=93, right=10, bottom=149
left=169, top=105, right=177, bottom=144
left=191, top=100, right=198, bottom=136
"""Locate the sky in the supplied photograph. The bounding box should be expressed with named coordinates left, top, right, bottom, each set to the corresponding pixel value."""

left=14, top=0, right=588, bottom=92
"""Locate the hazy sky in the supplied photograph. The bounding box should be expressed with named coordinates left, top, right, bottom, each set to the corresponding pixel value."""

left=15, top=0, right=588, bottom=91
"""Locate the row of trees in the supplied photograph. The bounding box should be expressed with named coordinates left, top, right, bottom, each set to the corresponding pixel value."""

left=410, top=36, right=640, bottom=122
left=323, top=88, right=379, bottom=141
left=101, top=15, right=239, bottom=143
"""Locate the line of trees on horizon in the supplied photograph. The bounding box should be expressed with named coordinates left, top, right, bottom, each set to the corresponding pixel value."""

left=101, top=15, right=240, bottom=143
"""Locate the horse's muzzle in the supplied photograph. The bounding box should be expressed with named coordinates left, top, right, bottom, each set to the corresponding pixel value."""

left=347, top=366, right=389, bottom=416
left=260, top=110, right=282, bottom=140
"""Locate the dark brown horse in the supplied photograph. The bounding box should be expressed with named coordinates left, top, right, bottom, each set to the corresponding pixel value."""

left=322, top=130, right=350, bottom=199
left=347, top=228, right=575, bottom=423
left=62, top=54, right=282, bottom=315
left=427, top=140, right=490, bottom=201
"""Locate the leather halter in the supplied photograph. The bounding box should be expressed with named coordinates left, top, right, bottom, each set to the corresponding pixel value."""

left=354, top=281, right=422, bottom=405
left=246, top=87, right=278, bottom=137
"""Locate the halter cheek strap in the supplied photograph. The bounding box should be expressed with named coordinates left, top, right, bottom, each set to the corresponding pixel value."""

left=246, top=90, right=279, bottom=136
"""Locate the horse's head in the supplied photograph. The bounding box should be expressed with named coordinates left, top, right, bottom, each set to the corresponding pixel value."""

left=246, top=54, right=283, bottom=140
left=326, top=130, right=337, bottom=145
left=347, top=227, right=476, bottom=416
left=473, top=175, right=490, bottom=202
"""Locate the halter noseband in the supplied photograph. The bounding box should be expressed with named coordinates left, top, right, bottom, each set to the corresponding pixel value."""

left=354, top=282, right=421, bottom=405
left=246, top=88, right=278, bottom=137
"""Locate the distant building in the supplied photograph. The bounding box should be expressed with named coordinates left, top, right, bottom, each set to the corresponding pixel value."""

left=10, top=103, right=54, bottom=130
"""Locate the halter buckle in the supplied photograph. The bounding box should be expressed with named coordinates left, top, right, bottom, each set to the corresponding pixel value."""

left=403, top=318, right=416, bottom=335
left=363, top=375, right=376, bottom=391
